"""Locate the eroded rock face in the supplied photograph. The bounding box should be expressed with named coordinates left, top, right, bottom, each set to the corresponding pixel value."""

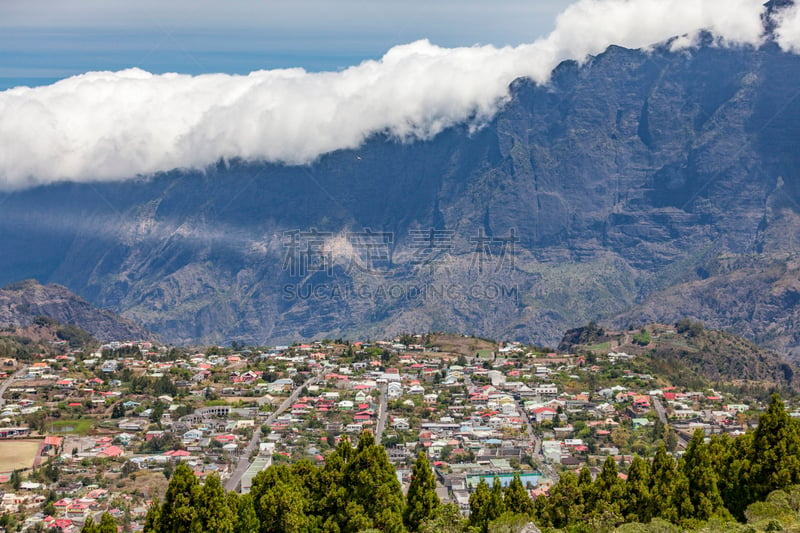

left=0, top=280, right=151, bottom=342
left=2, top=41, right=800, bottom=352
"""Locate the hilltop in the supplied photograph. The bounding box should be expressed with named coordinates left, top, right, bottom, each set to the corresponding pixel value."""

left=559, top=321, right=799, bottom=395
left=0, top=280, right=152, bottom=342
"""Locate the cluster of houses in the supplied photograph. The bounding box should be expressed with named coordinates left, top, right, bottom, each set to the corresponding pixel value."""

left=0, top=335, right=781, bottom=529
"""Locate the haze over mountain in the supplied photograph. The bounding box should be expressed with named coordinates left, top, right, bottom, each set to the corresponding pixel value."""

left=3, top=0, right=800, bottom=355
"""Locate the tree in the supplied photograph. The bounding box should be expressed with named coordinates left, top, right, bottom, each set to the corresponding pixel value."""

left=469, top=478, right=492, bottom=533
left=588, top=456, right=624, bottom=523
left=622, top=455, right=650, bottom=523
left=404, top=452, right=440, bottom=532
left=488, top=476, right=506, bottom=524
left=157, top=462, right=199, bottom=533
left=341, top=431, right=407, bottom=533
left=740, top=394, right=800, bottom=515
left=503, top=473, right=533, bottom=517
left=142, top=500, right=162, bottom=533
left=648, top=444, right=677, bottom=522
left=250, top=465, right=309, bottom=533
left=681, top=429, right=728, bottom=522
left=98, top=513, right=118, bottom=533
left=418, top=503, right=466, bottom=533
left=193, top=473, right=234, bottom=533
left=543, top=471, right=583, bottom=529
left=228, top=493, right=258, bottom=533
left=10, top=469, right=21, bottom=490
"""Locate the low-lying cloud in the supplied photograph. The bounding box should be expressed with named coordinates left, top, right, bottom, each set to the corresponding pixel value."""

left=0, top=0, right=792, bottom=189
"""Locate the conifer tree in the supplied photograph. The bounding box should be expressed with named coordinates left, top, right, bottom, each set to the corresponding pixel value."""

left=648, top=444, right=676, bottom=521
left=142, top=499, right=161, bottom=533
left=503, top=472, right=533, bottom=517
left=669, top=468, right=695, bottom=525
left=589, top=456, right=624, bottom=518
left=81, top=517, right=97, bottom=533
left=404, top=452, right=440, bottom=532
left=488, top=476, right=506, bottom=523
left=228, top=493, right=258, bottom=533
left=342, top=431, right=406, bottom=533
left=577, top=466, right=593, bottom=509
left=418, top=503, right=466, bottom=533
left=622, top=455, right=651, bottom=523
left=469, top=478, right=492, bottom=532
left=194, top=473, right=235, bottom=533
left=681, top=429, right=728, bottom=522
left=98, top=513, right=118, bottom=533
left=542, top=471, right=583, bottom=529
left=158, top=462, right=199, bottom=533
left=250, top=464, right=309, bottom=533
left=743, top=394, right=800, bottom=513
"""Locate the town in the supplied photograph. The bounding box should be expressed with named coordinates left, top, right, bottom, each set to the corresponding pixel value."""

left=0, top=327, right=788, bottom=532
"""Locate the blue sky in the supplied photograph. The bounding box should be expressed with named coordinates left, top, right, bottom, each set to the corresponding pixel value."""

left=0, top=0, right=573, bottom=90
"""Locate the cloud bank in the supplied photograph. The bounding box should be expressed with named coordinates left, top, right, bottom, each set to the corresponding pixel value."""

left=0, top=0, right=792, bottom=189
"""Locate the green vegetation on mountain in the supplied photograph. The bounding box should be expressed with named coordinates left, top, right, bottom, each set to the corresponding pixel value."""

left=562, top=321, right=798, bottom=396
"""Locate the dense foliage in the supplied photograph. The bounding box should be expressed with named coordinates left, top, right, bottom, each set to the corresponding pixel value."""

left=128, top=431, right=440, bottom=533
left=530, top=394, right=800, bottom=532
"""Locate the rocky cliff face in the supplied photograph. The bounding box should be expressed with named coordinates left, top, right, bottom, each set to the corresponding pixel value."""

left=0, top=280, right=152, bottom=342
left=2, top=40, right=800, bottom=353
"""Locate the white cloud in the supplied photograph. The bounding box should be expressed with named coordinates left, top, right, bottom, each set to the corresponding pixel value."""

left=773, top=2, right=800, bottom=52
left=0, top=0, right=785, bottom=189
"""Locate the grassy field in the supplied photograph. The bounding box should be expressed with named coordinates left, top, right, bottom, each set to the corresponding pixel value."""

left=49, top=419, right=94, bottom=435
left=587, top=341, right=612, bottom=352
left=0, top=440, right=41, bottom=472
left=428, top=334, right=497, bottom=357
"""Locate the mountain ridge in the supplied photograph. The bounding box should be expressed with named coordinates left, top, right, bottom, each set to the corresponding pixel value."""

left=0, top=279, right=153, bottom=342
left=2, top=40, right=800, bottom=354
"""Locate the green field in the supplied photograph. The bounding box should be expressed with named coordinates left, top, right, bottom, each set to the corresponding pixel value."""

left=587, top=341, right=612, bottom=352
left=49, top=419, right=94, bottom=435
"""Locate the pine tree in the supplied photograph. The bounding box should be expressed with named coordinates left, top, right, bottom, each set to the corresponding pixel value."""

left=622, top=455, right=650, bottom=523
left=503, top=472, right=533, bottom=517
left=158, top=462, right=199, bottom=533
left=543, top=471, right=583, bottom=529
left=488, top=476, right=506, bottom=524
left=670, top=468, right=695, bottom=525
left=681, top=428, right=728, bottom=522
left=193, top=473, right=235, bottom=533
left=81, top=517, right=97, bottom=533
left=98, top=513, right=118, bottom=533
left=404, top=452, right=440, bottom=532
left=588, top=456, right=624, bottom=520
left=142, top=500, right=161, bottom=533
left=648, top=444, right=677, bottom=521
left=342, top=431, right=406, bottom=533
left=469, top=478, right=492, bottom=532
left=250, top=464, right=309, bottom=533
left=418, top=503, right=466, bottom=533
left=227, top=493, right=258, bottom=533
left=742, top=394, right=800, bottom=513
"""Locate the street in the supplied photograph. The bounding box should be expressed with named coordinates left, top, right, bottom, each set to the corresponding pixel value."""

left=374, top=382, right=388, bottom=444
left=225, top=373, right=319, bottom=492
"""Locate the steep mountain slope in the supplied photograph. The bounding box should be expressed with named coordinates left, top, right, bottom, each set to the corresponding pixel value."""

left=2, top=39, right=800, bottom=351
left=0, top=280, right=152, bottom=342
left=560, top=322, right=798, bottom=395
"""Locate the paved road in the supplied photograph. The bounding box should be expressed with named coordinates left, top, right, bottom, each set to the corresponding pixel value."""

left=225, top=373, right=319, bottom=492
left=0, top=365, right=28, bottom=407
left=374, top=382, right=388, bottom=444
left=652, top=395, right=668, bottom=425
